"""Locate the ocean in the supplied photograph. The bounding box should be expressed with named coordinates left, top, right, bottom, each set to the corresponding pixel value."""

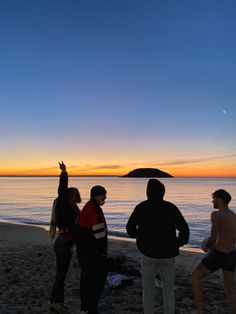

left=0, top=176, right=235, bottom=247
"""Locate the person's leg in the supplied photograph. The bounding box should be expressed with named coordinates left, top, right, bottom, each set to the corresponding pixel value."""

left=191, top=262, right=212, bottom=314
left=50, top=238, right=72, bottom=304
left=79, top=266, right=89, bottom=312
left=78, top=253, right=91, bottom=312
left=141, top=254, right=158, bottom=314
left=222, top=270, right=236, bottom=314
left=88, top=255, right=108, bottom=314
left=78, top=253, right=107, bottom=314
left=158, top=258, right=175, bottom=314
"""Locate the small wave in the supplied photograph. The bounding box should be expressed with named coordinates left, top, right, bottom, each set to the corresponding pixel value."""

left=1, top=217, right=49, bottom=227
left=108, top=230, right=129, bottom=238
left=23, top=220, right=49, bottom=226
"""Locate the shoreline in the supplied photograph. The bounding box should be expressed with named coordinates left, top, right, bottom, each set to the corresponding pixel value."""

left=0, top=222, right=230, bottom=313
left=0, top=220, right=203, bottom=251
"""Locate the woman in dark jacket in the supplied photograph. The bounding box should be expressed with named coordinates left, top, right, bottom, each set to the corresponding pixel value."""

left=50, top=161, right=81, bottom=314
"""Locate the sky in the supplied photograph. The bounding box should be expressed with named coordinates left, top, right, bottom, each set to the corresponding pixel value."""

left=0, top=0, right=236, bottom=177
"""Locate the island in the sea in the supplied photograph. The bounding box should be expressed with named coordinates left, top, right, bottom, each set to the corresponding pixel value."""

left=123, top=168, right=173, bottom=178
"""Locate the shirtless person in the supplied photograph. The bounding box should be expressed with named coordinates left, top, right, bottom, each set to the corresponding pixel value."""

left=191, top=189, right=236, bottom=314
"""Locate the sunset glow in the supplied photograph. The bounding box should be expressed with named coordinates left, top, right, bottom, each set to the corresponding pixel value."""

left=0, top=1, right=235, bottom=177
left=0, top=156, right=235, bottom=177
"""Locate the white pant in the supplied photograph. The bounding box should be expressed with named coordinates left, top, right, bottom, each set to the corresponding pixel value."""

left=141, top=254, right=175, bottom=314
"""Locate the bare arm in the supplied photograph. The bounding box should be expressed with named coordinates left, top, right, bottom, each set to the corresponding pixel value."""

left=206, top=211, right=219, bottom=247
left=59, top=161, right=67, bottom=173
left=58, top=161, right=68, bottom=196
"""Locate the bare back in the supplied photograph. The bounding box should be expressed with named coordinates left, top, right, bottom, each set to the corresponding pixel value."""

left=215, top=209, right=236, bottom=252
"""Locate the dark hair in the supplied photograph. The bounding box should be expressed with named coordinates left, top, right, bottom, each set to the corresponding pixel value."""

left=212, top=189, right=231, bottom=204
left=90, top=185, right=107, bottom=198
left=67, top=187, right=81, bottom=203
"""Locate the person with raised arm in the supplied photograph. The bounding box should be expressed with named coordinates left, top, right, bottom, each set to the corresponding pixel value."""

left=50, top=161, right=81, bottom=314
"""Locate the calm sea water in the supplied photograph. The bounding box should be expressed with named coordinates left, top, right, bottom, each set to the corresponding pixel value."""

left=0, top=176, right=235, bottom=247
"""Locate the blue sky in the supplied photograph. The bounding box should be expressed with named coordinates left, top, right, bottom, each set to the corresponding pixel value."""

left=0, top=0, right=236, bottom=176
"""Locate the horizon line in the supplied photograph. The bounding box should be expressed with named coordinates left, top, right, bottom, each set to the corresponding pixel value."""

left=0, top=175, right=236, bottom=178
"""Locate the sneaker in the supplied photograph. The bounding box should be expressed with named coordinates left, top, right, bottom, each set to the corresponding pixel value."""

left=50, top=303, right=64, bottom=314
left=80, top=311, right=89, bottom=314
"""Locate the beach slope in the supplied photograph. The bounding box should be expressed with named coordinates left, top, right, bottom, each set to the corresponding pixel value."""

left=0, top=222, right=229, bottom=313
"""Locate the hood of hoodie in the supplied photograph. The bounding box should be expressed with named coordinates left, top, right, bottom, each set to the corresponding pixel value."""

left=146, top=179, right=165, bottom=201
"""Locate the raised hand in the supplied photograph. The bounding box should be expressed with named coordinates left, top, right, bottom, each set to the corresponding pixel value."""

left=58, top=161, right=66, bottom=173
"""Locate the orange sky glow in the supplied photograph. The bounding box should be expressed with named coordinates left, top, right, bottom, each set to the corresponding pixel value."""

left=0, top=160, right=235, bottom=177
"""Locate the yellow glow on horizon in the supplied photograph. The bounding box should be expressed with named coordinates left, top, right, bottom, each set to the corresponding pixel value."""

left=0, top=153, right=236, bottom=177
left=0, top=164, right=235, bottom=177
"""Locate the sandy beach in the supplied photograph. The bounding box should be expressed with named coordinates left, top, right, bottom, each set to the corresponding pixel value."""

left=0, top=222, right=231, bottom=314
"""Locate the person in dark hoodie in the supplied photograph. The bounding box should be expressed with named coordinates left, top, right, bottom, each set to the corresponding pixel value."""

left=76, top=185, right=108, bottom=314
left=126, top=179, right=189, bottom=314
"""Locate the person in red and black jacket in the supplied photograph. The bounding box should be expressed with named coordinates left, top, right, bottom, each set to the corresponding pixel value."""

left=76, top=185, right=108, bottom=314
left=50, top=161, right=81, bottom=314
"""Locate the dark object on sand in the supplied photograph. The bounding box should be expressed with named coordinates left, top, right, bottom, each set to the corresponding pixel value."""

left=107, top=255, right=141, bottom=277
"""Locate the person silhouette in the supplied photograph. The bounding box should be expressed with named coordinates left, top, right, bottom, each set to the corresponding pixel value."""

left=126, top=179, right=189, bottom=314
left=76, top=185, right=108, bottom=314
left=50, top=161, right=81, bottom=314
left=191, top=189, right=236, bottom=314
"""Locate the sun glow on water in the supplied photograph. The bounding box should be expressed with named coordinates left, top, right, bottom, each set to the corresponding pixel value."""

left=0, top=176, right=236, bottom=247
